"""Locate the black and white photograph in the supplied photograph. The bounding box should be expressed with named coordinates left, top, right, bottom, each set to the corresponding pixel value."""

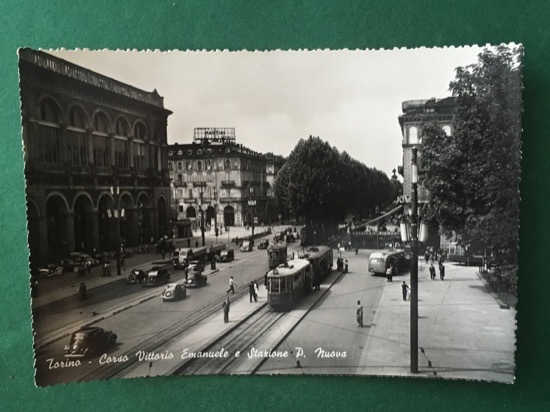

left=20, top=45, right=521, bottom=386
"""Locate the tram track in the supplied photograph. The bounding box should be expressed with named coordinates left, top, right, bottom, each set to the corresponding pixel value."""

left=78, top=277, right=264, bottom=382
left=171, top=305, right=285, bottom=375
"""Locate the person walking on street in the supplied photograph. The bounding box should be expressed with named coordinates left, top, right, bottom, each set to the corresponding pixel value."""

left=356, top=300, right=364, bottom=327
left=386, top=266, right=393, bottom=282
left=429, top=263, right=436, bottom=280
left=222, top=297, right=230, bottom=323
left=439, top=262, right=445, bottom=280
left=78, top=282, right=87, bottom=300
left=254, top=281, right=259, bottom=300
left=248, top=281, right=257, bottom=302
left=402, top=281, right=410, bottom=301
left=227, top=276, right=237, bottom=294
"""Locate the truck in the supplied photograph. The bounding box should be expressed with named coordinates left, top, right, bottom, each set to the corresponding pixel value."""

left=172, top=247, right=208, bottom=270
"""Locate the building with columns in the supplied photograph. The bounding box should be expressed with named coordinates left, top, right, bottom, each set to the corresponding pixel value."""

left=19, top=49, right=173, bottom=266
left=398, top=97, right=454, bottom=205
left=168, top=128, right=285, bottom=232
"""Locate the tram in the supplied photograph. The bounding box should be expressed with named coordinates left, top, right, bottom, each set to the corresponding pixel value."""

left=267, top=259, right=313, bottom=311
left=267, top=242, right=288, bottom=269
left=300, top=246, right=333, bottom=289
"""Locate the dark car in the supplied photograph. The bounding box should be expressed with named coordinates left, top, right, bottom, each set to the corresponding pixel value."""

left=37, top=263, right=63, bottom=278
left=126, top=269, right=146, bottom=284
left=219, top=249, right=235, bottom=262
left=141, top=267, right=171, bottom=287
left=161, top=283, right=187, bottom=301
left=258, top=240, right=270, bottom=250
left=185, top=271, right=208, bottom=288
left=59, top=258, right=79, bottom=272
left=64, top=326, right=117, bottom=358
left=286, top=233, right=296, bottom=243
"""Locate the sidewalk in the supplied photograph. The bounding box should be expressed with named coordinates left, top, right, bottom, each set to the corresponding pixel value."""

left=32, top=225, right=277, bottom=309
left=358, top=262, right=516, bottom=383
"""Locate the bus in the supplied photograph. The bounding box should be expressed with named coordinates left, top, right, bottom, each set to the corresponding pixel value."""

left=368, top=249, right=409, bottom=275
left=267, top=242, right=288, bottom=269
left=300, top=246, right=333, bottom=290
left=267, top=259, right=313, bottom=311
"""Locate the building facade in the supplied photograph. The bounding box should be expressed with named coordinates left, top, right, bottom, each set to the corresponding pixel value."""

left=168, top=128, right=284, bottom=232
left=398, top=98, right=454, bottom=204
left=19, top=49, right=173, bottom=266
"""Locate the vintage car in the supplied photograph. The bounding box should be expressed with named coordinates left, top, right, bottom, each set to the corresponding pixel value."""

left=64, top=326, right=117, bottom=358
left=258, top=239, right=270, bottom=250
left=38, top=263, right=63, bottom=278
left=219, top=249, right=235, bottom=262
left=161, top=283, right=187, bottom=301
left=69, top=252, right=100, bottom=266
left=240, top=240, right=254, bottom=252
left=185, top=271, right=208, bottom=288
left=126, top=269, right=146, bottom=284
left=59, top=258, right=80, bottom=272
left=141, top=267, right=171, bottom=287
left=186, top=260, right=205, bottom=274
left=285, top=233, right=296, bottom=243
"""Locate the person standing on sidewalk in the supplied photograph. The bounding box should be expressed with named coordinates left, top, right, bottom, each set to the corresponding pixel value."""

left=78, top=282, right=87, bottom=300
left=439, top=262, right=445, bottom=280
left=254, top=281, right=259, bottom=300
left=429, top=263, right=436, bottom=280
left=356, top=300, right=364, bottom=327
left=248, top=281, right=257, bottom=302
left=222, top=297, right=230, bottom=323
left=401, top=281, right=410, bottom=301
left=227, top=276, right=237, bottom=294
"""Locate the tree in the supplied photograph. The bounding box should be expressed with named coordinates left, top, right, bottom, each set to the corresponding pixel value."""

left=420, top=45, right=522, bottom=268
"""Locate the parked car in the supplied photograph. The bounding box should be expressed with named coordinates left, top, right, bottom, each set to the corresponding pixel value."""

left=126, top=269, right=146, bottom=285
left=219, top=249, right=235, bottom=262
left=64, top=326, right=117, bottom=358
left=285, top=233, right=296, bottom=243
left=161, top=283, right=187, bottom=301
left=240, top=240, right=254, bottom=252
left=141, top=267, right=171, bottom=287
left=69, top=252, right=99, bottom=266
left=185, top=271, right=208, bottom=288
left=37, top=263, right=63, bottom=278
left=59, top=258, right=79, bottom=272
left=258, top=240, right=270, bottom=250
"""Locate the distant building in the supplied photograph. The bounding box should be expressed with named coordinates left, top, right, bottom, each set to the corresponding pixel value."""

left=398, top=97, right=455, bottom=206
left=168, top=128, right=284, bottom=231
left=19, top=49, right=172, bottom=266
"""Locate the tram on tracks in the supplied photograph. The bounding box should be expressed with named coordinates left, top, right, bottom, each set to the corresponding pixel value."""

left=267, top=242, right=288, bottom=269
left=300, top=245, right=333, bottom=290
left=267, top=258, right=313, bottom=311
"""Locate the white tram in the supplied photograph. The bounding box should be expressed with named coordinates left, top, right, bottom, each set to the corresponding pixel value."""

left=267, top=259, right=313, bottom=311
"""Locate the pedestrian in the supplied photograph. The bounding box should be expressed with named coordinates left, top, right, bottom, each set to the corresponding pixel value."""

left=78, top=282, right=87, bottom=300
left=254, top=281, right=259, bottom=300
left=402, top=281, right=410, bottom=301
left=161, top=247, right=166, bottom=260
left=248, top=281, right=256, bottom=302
left=429, top=263, right=436, bottom=280
left=439, top=263, right=445, bottom=280
left=344, top=259, right=349, bottom=273
left=356, top=300, right=364, bottom=327
left=195, top=239, right=199, bottom=248
left=227, top=276, right=237, bottom=294
left=386, top=266, right=393, bottom=282
left=187, top=237, right=191, bottom=248
left=222, top=297, right=230, bottom=323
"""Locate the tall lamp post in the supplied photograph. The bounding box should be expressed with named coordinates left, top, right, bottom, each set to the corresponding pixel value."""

left=108, top=184, right=124, bottom=276
left=195, top=181, right=206, bottom=247
left=248, top=187, right=256, bottom=237
left=410, top=147, right=419, bottom=373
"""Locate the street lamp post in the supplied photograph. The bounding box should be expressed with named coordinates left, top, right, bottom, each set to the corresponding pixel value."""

left=410, top=147, right=419, bottom=373
left=196, top=182, right=206, bottom=247
left=248, top=187, right=256, bottom=237
left=109, top=185, right=124, bottom=276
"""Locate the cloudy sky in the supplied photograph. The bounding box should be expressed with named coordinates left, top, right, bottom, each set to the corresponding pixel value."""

left=50, top=46, right=484, bottom=177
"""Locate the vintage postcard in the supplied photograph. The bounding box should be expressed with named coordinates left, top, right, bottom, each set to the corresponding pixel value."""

left=21, top=45, right=521, bottom=386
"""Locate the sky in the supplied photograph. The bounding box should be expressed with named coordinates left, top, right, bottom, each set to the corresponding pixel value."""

left=49, top=46, right=485, bottom=177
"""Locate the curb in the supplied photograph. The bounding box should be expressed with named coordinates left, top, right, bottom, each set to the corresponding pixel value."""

left=474, top=270, right=512, bottom=310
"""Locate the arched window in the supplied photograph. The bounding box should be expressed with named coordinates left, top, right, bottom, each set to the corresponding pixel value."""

left=134, top=122, right=148, bottom=140
left=93, top=112, right=110, bottom=133
left=197, top=161, right=202, bottom=171
left=115, top=118, right=130, bottom=136
left=68, top=106, right=86, bottom=129
left=177, top=161, right=183, bottom=170
left=224, top=159, right=231, bottom=169
left=40, top=99, right=61, bottom=124
left=67, top=107, right=88, bottom=166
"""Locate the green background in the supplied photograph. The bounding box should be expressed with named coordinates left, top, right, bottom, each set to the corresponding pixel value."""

left=1, top=1, right=548, bottom=410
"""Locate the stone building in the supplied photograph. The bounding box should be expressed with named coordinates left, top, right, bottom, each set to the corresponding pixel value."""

left=398, top=97, right=454, bottom=205
left=168, top=128, right=284, bottom=233
left=19, top=49, right=172, bottom=266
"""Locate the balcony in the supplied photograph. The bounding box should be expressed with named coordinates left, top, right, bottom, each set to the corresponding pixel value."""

left=221, top=180, right=236, bottom=187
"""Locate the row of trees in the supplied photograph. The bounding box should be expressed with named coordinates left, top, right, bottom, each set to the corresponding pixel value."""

left=419, top=46, right=522, bottom=275
left=273, top=136, right=397, bottom=225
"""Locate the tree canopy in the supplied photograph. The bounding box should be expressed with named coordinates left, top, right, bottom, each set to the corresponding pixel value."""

left=419, top=45, right=522, bottom=266
left=273, top=136, right=396, bottom=223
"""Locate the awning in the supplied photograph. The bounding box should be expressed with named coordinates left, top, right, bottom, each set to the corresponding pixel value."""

left=353, top=205, right=403, bottom=231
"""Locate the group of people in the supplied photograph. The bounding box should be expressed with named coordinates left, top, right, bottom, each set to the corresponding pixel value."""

left=429, top=262, right=446, bottom=280
left=336, top=257, right=348, bottom=273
